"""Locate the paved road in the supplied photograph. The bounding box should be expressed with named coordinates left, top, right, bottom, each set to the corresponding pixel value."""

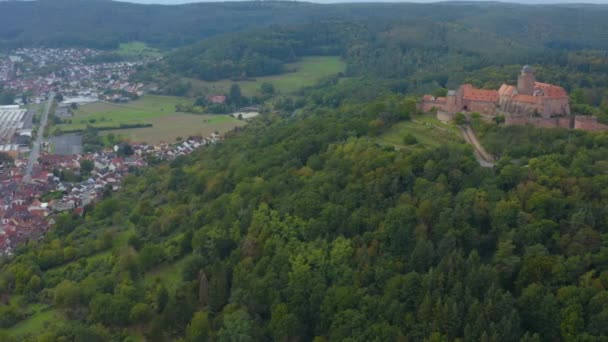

left=460, top=124, right=495, bottom=168
left=24, top=92, right=54, bottom=183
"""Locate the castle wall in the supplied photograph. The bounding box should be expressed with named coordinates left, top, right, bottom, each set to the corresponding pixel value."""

left=420, top=101, right=445, bottom=113
left=557, top=117, right=572, bottom=128
left=445, top=95, right=458, bottom=113
left=503, top=115, right=608, bottom=132
left=420, top=94, right=459, bottom=114
left=504, top=116, right=571, bottom=129
left=501, top=100, right=541, bottom=116
left=463, top=100, right=496, bottom=115
left=436, top=111, right=454, bottom=123
left=574, top=116, right=608, bottom=131
left=420, top=102, right=438, bottom=112
left=542, top=97, right=570, bottom=117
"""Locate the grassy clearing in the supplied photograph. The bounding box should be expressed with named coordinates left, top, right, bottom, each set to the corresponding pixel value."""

left=8, top=306, right=62, bottom=339
left=102, top=113, right=245, bottom=144
left=187, top=56, right=346, bottom=97
left=60, top=95, right=192, bottom=130
left=144, top=257, right=189, bottom=292
left=376, top=115, right=463, bottom=149
left=116, top=42, right=162, bottom=59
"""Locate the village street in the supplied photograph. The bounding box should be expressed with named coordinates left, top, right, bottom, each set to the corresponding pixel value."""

left=24, top=92, right=53, bottom=183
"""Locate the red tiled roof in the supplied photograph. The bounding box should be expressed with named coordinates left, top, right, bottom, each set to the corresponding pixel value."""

left=208, top=95, right=226, bottom=104
left=498, top=84, right=516, bottom=96
left=534, top=82, right=567, bottom=98
left=461, top=84, right=498, bottom=102
left=513, top=94, right=539, bottom=104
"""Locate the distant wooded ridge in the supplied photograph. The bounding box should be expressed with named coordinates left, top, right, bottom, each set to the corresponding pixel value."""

left=1, top=0, right=608, bottom=50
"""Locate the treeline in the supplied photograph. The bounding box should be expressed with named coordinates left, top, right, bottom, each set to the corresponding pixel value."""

left=61, top=123, right=153, bottom=134
left=2, top=1, right=608, bottom=51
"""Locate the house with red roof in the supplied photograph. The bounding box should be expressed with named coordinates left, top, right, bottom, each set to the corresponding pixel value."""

left=207, top=95, right=227, bottom=104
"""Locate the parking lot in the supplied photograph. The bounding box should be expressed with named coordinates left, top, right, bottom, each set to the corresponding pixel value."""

left=48, top=133, right=83, bottom=155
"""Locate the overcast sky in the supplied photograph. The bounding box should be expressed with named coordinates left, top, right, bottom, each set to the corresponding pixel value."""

left=119, top=0, right=608, bottom=4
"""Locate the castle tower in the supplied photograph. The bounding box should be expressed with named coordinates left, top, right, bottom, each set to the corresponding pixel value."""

left=517, top=65, right=535, bottom=95
left=446, top=90, right=457, bottom=113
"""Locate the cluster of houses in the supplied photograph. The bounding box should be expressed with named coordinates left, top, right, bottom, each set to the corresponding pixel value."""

left=1, top=48, right=150, bottom=105
left=0, top=134, right=222, bottom=256
left=0, top=57, right=15, bottom=82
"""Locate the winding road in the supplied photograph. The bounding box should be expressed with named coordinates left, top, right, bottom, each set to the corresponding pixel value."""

left=24, top=92, right=54, bottom=183
left=460, top=124, right=495, bottom=168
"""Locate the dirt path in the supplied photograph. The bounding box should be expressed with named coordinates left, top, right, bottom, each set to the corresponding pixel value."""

left=460, top=125, right=495, bottom=167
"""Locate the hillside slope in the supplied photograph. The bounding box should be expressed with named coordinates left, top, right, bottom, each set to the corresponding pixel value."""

left=1, top=93, right=608, bottom=340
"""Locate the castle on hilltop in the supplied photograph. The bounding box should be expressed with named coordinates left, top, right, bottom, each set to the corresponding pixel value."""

left=420, top=65, right=607, bottom=131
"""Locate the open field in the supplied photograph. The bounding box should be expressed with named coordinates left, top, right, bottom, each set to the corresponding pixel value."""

left=116, top=42, right=162, bottom=59
left=376, top=115, right=463, bottom=149
left=59, top=95, right=245, bottom=143
left=59, top=95, right=192, bottom=131
left=102, top=113, right=245, bottom=144
left=187, top=56, right=346, bottom=97
left=8, top=306, right=62, bottom=339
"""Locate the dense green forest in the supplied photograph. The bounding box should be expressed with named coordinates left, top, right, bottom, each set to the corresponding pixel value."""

left=1, top=0, right=608, bottom=51
left=154, top=2, right=608, bottom=82
left=2, top=1, right=608, bottom=340
left=2, top=77, right=608, bottom=341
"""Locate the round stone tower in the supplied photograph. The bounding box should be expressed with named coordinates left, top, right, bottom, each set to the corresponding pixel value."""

left=517, top=65, right=535, bottom=95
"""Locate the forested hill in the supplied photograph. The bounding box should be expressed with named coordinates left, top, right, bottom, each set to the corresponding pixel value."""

left=162, top=13, right=608, bottom=116
left=154, top=1, right=608, bottom=85
left=1, top=85, right=608, bottom=340
left=1, top=0, right=608, bottom=50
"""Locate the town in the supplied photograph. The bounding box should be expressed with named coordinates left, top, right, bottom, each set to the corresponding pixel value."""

left=0, top=47, right=141, bottom=255
left=0, top=46, right=249, bottom=257
left=0, top=48, right=149, bottom=104
left=0, top=134, right=221, bottom=256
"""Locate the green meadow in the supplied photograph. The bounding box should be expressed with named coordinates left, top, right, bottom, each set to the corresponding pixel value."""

left=57, top=95, right=245, bottom=143
left=376, top=114, right=463, bottom=149
left=61, top=95, right=191, bottom=131
left=7, top=305, right=61, bottom=340
left=187, top=56, right=346, bottom=97
left=116, top=42, right=162, bottom=59
left=101, top=113, right=244, bottom=144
